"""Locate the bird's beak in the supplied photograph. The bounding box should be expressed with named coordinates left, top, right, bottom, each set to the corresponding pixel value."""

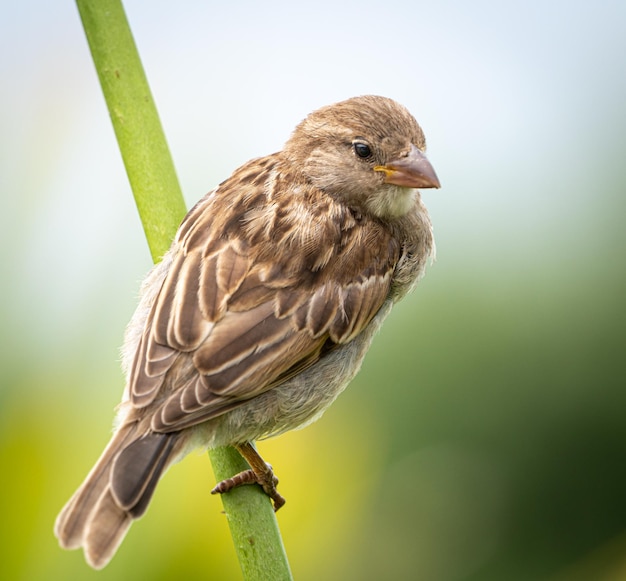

left=374, top=144, right=441, bottom=189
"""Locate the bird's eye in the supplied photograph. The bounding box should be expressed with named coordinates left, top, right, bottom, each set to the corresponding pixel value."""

left=353, top=141, right=372, bottom=159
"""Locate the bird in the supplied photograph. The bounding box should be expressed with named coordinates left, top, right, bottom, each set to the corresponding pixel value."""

left=54, top=95, right=440, bottom=569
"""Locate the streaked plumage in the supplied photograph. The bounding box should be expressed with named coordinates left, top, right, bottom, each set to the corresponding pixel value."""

left=55, top=95, right=440, bottom=568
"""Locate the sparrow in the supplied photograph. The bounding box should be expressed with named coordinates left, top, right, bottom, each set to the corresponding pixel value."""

left=54, top=95, right=440, bottom=569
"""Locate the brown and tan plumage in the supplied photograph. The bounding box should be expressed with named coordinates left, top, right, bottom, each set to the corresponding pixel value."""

left=54, top=95, right=440, bottom=568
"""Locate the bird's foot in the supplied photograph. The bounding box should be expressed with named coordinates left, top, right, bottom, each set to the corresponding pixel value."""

left=211, top=442, right=286, bottom=511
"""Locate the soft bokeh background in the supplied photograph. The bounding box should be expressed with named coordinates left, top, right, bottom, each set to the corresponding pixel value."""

left=1, top=1, right=625, bottom=579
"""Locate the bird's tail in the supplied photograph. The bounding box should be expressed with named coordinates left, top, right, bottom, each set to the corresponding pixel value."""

left=54, top=422, right=178, bottom=569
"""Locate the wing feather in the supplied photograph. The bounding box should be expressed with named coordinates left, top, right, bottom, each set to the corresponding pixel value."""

left=305, top=285, right=340, bottom=338
left=125, top=154, right=400, bottom=432
left=168, top=250, right=213, bottom=350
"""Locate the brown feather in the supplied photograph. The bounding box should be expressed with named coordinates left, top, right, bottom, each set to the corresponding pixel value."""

left=54, top=423, right=133, bottom=551
left=83, top=490, right=132, bottom=570
left=110, top=432, right=176, bottom=513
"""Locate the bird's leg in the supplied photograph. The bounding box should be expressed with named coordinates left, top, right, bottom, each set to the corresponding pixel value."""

left=211, top=442, right=286, bottom=511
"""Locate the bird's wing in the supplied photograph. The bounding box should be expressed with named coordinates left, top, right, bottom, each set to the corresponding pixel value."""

left=126, top=156, right=399, bottom=432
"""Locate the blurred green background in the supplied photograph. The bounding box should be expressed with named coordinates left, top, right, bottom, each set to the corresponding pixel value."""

left=1, top=1, right=625, bottom=580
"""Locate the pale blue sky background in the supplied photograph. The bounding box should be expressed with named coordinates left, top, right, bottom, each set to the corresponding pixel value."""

left=1, top=2, right=625, bottom=579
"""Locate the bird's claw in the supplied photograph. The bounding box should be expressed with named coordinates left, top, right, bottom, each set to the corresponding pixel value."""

left=211, top=465, right=286, bottom=511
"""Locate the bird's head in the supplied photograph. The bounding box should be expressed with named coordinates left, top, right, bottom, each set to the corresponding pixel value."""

left=284, top=95, right=440, bottom=219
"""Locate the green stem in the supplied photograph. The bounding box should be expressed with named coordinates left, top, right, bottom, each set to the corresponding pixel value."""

left=75, top=0, right=292, bottom=578
left=209, top=448, right=293, bottom=580
left=76, top=0, right=187, bottom=261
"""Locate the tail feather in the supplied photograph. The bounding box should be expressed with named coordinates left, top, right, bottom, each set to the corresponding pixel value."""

left=54, top=424, right=178, bottom=569
left=111, top=432, right=176, bottom=516
left=84, top=489, right=133, bottom=569
left=54, top=423, right=137, bottom=549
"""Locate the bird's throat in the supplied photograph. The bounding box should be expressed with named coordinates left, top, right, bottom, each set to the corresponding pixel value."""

left=366, top=186, right=417, bottom=218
